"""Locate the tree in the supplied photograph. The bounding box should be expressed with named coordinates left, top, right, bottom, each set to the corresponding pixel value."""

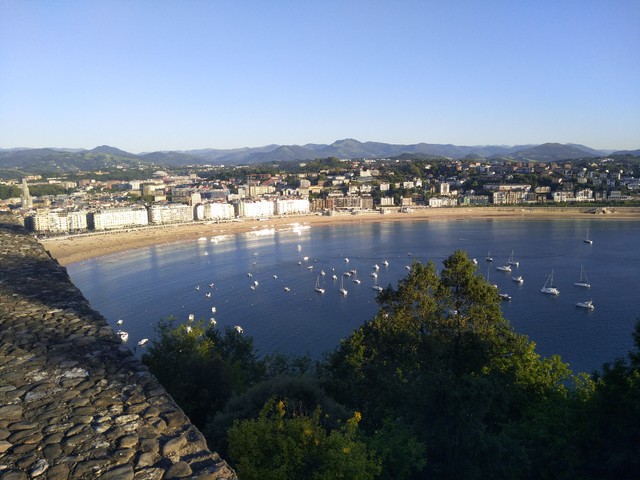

left=324, top=251, right=572, bottom=479
left=142, top=318, right=263, bottom=427
left=227, top=398, right=381, bottom=480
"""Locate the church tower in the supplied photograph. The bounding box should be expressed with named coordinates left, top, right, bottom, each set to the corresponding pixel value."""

left=21, top=178, right=32, bottom=208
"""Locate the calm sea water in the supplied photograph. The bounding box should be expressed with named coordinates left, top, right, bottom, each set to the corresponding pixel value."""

left=66, top=218, right=640, bottom=375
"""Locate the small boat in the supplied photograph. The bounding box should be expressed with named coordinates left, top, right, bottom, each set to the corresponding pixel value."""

left=472, top=258, right=478, bottom=265
left=209, top=318, right=217, bottom=326
left=307, top=265, right=314, bottom=270
left=496, top=264, right=512, bottom=272
left=541, top=270, right=560, bottom=295
left=332, top=274, right=338, bottom=280
left=320, top=270, right=325, bottom=276
left=344, top=257, right=349, bottom=263
left=303, top=256, right=309, bottom=261
left=584, top=229, right=593, bottom=244
left=188, top=313, right=195, bottom=322
left=247, top=273, right=253, bottom=278
left=512, top=275, right=524, bottom=284
left=382, top=260, right=389, bottom=266
left=195, top=285, right=200, bottom=291
left=405, top=265, right=411, bottom=270
left=209, top=283, right=215, bottom=288
left=205, top=292, right=211, bottom=298
left=499, top=293, right=511, bottom=301
left=343, top=271, right=351, bottom=277
left=352, top=270, right=361, bottom=284
left=272, top=274, right=278, bottom=279
left=116, top=319, right=123, bottom=326
left=297, top=261, right=302, bottom=265
left=507, top=250, right=519, bottom=267
left=373, top=264, right=380, bottom=271
left=575, top=266, right=591, bottom=288
left=486, top=251, right=493, bottom=262
left=339, top=277, right=348, bottom=296
left=284, top=287, right=291, bottom=292
left=372, top=276, right=383, bottom=292
left=117, top=330, right=129, bottom=342
left=314, top=275, right=325, bottom=294
left=576, top=299, right=594, bottom=310
left=371, top=272, right=377, bottom=278
left=138, top=338, right=149, bottom=346
left=234, top=325, right=244, bottom=334
left=253, top=280, right=259, bottom=286
left=211, top=306, right=216, bottom=313
left=250, top=285, right=256, bottom=290
left=186, top=326, right=192, bottom=333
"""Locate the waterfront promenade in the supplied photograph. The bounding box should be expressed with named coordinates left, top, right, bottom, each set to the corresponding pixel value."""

left=0, top=213, right=235, bottom=479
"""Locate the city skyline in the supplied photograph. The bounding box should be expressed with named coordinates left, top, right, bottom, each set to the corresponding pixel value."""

left=1, top=1, right=639, bottom=153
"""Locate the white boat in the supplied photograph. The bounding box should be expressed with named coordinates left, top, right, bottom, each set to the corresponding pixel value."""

left=307, top=265, right=314, bottom=270
left=372, top=276, right=383, bottom=292
left=234, top=325, right=244, bottom=334
left=332, top=274, right=338, bottom=280
left=209, top=283, right=215, bottom=288
left=499, top=293, right=511, bottom=301
left=371, top=272, right=377, bottom=278
left=382, top=260, right=389, bottom=266
left=541, top=270, right=560, bottom=295
left=486, top=251, right=493, bottom=262
left=205, top=292, right=211, bottom=298
left=584, top=229, right=593, bottom=244
left=209, top=318, right=217, bottom=326
left=320, top=270, right=325, bottom=276
left=284, top=287, right=291, bottom=292
left=576, top=299, right=594, bottom=310
left=343, top=271, right=351, bottom=277
left=195, top=285, right=200, bottom=291
left=117, top=330, right=129, bottom=342
left=373, top=264, right=380, bottom=271
left=272, top=274, right=278, bottom=279
left=507, top=250, right=519, bottom=267
left=116, top=319, right=124, bottom=326
left=344, top=257, right=349, bottom=263
left=405, top=265, right=411, bottom=270
left=211, top=306, right=216, bottom=313
left=138, top=338, right=149, bottom=346
left=472, top=258, right=478, bottom=265
left=352, top=270, right=361, bottom=284
left=512, top=275, right=524, bottom=283
left=496, top=264, right=512, bottom=272
left=314, top=275, right=325, bottom=294
left=188, top=313, right=195, bottom=322
left=574, top=266, right=591, bottom=288
left=303, top=256, right=309, bottom=261
left=339, top=277, right=348, bottom=296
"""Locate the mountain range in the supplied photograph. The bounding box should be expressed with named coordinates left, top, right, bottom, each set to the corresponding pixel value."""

left=0, top=140, right=636, bottom=174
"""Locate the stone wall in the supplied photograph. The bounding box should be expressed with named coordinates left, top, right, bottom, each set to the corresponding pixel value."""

left=0, top=213, right=236, bottom=479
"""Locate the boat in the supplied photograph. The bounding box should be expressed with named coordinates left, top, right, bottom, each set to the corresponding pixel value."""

left=584, top=229, right=593, bottom=244
left=209, top=283, right=215, bottom=288
left=234, top=326, right=244, bottom=334
left=205, top=292, right=211, bottom=298
left=541, top=270, right=560, bottom=295
left=499, top=293, right=511, bottom=301
left=373, top=264, right=380, bottom=271
left=372, top=276, right=383, bottom=292
left=486, top=251, right=493, bottom=262
left=211, top=306, right=216, bottom=313
left=116, top=319, right=123, bottom=326
left=352, top=270, right=361, bottom=284
left=314, top=275, right=325, bottom=294
left=195, top=285, right=200, bottom=291
left=272, top=274, right=278, bottom=279
left=496, top=264, right=512, bottom=272
left=382, top=260, right=389, bottom=266
left=247, top=273, right=252, bottom=277
left=405, top=265, right=411, bottom=270
left=512, top=275, right=524, bottom=283
left=576, top=299, right=594, bottom=310
left=303, top=256, right=309, bottom=261
left=344, top=257, right=349, bottom=263
left=332, top=274, right=338, bottom=280
left=343, top=271, right=351, bottom=277
left=117, top=330, right=129, bottom=342
left=188, top=313, right=195, bottom=322
left=320, top=270, right=325, bottom=276
left=284, top=287, right=291, bottom=292
left=472, top=258, right=478, bottom=265
left=307, top=265, right=314, bottom=270
left=138, top=338, right=149, bottom=346
left=371, top=272, right=378, bottom=278
left=574, top=266, right=591, bottom=288
left=507, top=250, right=519, bottom=267
left=209, top=318, right=217, bottom=326
left=339, top=277, right=348, bottom=296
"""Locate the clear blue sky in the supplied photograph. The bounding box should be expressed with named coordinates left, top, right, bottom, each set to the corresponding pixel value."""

left=1, top=0, right=638, bottom=153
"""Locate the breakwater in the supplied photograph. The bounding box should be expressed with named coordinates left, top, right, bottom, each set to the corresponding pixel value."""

left=0, top=213, right=235, bottom=479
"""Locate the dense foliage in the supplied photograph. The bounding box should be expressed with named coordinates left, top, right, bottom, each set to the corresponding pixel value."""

left=142, top=252, right=640, bottom=479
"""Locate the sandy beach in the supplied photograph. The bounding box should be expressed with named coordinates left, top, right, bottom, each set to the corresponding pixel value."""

left=40, top=207, right=640, bottom=266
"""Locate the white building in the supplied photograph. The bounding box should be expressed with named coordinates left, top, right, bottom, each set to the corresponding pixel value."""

left=195, top=202, right=235, bottom=221
left=148, top=203, right=194, bottom=224
left=274, top=198, right=310, bottom=215
left=90, top=207, right=149, bottom=230
left=237, top=199, right=274, bottom=218
left=429, top=197, right=457, bottom=208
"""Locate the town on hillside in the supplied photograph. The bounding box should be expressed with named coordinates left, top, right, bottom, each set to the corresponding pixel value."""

left=1, top=156, right=639, bottom=235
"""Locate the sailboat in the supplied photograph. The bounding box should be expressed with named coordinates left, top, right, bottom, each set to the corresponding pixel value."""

left=352, top=270, right=361, bottom=284
left=314, top=275, right=325, bottom=294
left=541, top=270, right=560, bottom=295
left=574, top=266, right=591, bottom=288
left=486, top=250, right=493, bottom=262
left=339, top=276, right=348, bottom=296
left=576, top=299, right=595, bottom=310
left=584, top=229, right=593, bottom=244
left=372, top=276, right=383, bottom=292
left=507, top=250, right=519, bottom=267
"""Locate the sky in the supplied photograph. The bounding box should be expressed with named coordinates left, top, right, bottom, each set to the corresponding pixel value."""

left=1, top=1, right=639, bottom=153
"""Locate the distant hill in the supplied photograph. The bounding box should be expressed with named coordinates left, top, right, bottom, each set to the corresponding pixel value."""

left=0, top=140, right=625, bottom=173
left=494, top=143, right=602, bottom=162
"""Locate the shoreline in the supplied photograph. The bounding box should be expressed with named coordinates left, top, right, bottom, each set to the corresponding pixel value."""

left=40, top=207, right=640, bottom=266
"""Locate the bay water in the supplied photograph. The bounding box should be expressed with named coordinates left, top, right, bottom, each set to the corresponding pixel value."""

left=66, top=218, right=640, bottom=375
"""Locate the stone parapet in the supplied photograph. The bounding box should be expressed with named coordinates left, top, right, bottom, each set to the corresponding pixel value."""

left=0, top=213, right=236, bottom=479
